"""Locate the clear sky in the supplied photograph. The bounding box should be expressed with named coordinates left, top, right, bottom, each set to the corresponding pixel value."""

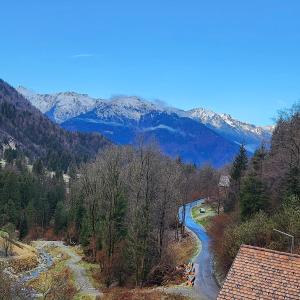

left=1, top=1, right=300, bottom=125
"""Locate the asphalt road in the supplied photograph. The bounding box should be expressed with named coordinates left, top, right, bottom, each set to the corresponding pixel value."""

left=180, top=200, right=220, bottom=300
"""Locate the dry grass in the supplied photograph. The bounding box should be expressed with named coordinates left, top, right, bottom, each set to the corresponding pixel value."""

left=0, top=236, right=37, bottom=256
left=0, top=236, right=38, bottom=272
left=28, top=259, right=69, bottom=290
left=103, top=287, right=191, bottom=300
left=74, top=294, right=98, bottom=300
left=167, top=231, right=199, bottom=266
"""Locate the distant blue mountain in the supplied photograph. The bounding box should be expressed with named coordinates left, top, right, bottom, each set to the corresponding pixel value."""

left=17, top=87, right=273, bottom=167
left=61, top=110, right=241, bottom=167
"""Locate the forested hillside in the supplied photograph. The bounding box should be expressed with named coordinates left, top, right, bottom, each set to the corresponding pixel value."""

left=0, top=79, right=110, bottom=171
left=68, top=144, right=197, bottom=286
left=0, top=162, right=66, bottom=241
left=0, top=141, right=200, bottom=289
left=209, top=102, right=300, bottom=273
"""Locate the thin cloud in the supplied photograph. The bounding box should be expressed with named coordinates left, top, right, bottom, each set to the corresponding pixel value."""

left=70, top=54, right=94, bottom=58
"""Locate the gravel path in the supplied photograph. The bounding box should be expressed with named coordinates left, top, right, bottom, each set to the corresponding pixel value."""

left=35, top=241, right=102, bottom=299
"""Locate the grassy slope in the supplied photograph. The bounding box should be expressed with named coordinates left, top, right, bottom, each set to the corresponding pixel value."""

left=0, top=235, right=36, bottom=257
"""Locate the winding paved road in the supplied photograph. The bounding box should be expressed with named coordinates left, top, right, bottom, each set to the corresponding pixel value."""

left=180, top=199, right=220, bottom=300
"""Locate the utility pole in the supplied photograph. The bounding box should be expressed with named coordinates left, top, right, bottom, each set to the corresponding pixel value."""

left=273, top=229, right=295, bottom=254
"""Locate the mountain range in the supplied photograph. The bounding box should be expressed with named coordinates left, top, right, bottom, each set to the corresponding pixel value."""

left=0, top=80, right=110, bottom=171
left=17, top=86, right=273, bottom=167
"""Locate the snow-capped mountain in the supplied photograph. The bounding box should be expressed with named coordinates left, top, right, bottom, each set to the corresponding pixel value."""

left=187, top=108, right=272, bottom=152
left=17, top=86, right=99, bottom=124
left=17, top=87, right=273, bottom=166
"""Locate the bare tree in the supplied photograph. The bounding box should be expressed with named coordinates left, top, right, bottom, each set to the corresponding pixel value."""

left=155, top=158, right=181, bottom=258
left=71, top=141, right=191, bottom=287
left=78, top=161, right=101, bottom=260
left=126, top=142, right=161, bottom=286
left=2, top=237, right=12, bottom=257
left=179, top=163, right=197, bottom=235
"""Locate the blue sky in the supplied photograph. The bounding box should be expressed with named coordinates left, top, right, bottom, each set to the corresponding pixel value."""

left=1, top=1, right=300, bottom=125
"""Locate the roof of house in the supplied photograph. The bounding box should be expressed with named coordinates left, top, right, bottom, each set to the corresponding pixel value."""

left=217, top=244, right=300, bottom=300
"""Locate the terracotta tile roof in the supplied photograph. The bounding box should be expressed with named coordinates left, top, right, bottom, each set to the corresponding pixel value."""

left=217, top=244, right=300, bottom=300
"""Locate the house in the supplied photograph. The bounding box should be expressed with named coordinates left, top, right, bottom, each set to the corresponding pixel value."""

left=218, top=175, right=230, bottom=198
left=216, top=175, right=231, bottom=214
left=218, top=175, right=230, bottom=188
left=217, top=244, right=300, bottom=299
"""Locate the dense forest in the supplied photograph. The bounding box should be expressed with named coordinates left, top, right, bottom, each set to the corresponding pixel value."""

left=209, top=102, right=300, bottom=273
left=0, top=141, right=200, bottom=288
left=68, top=143, right=198, bottom=287
left=0, top=160, right=66, bottom=241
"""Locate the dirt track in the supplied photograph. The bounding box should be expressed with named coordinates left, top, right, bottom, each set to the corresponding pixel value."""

left=34, top=241, right=102, bottom=298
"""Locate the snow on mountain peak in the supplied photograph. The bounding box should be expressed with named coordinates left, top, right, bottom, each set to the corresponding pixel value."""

left=16, top=87, right=100, bottom=123
left=92, top=96, right=162, bottom=122
left=17, top=86, right=273, bottom=152
left=187, top=106, right=272, bottom=152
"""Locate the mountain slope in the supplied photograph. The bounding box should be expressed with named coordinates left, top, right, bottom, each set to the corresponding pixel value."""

left=17, top=87, right=272, bottom=151
left=0, top=80, right=110, bottom=171
left=17, top=87, right=273, bottom=166
left=188, top=108, right=272, bottom=152
left=17, top=86, right=99, bottom=124
left=61, top=102, right=241, bottom=167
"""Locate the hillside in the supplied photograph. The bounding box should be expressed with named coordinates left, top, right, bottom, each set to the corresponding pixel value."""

left=17, top=87, right=272, bottom=153
left=16, top=88, right=271, bottom=167
left=188, top=108, right=273, bottom=152
left=63, top=108, right=241, bottom=166
left=0, top=80, right=110, bottom=171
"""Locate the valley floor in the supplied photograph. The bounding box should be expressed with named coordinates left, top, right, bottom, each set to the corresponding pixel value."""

left=3, top=201, right=216, bottom=300
left=15, top=230, right=199, bottom=300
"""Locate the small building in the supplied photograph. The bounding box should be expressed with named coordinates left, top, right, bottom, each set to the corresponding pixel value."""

left=217, top=244, right=300, bottom=299
left=218, top=175, right=230, bottom=198
left=218, top=175, right=230, bottom=188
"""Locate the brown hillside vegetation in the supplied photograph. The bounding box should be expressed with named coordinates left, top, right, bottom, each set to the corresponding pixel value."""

left=0, top=236, right=38, bottom=272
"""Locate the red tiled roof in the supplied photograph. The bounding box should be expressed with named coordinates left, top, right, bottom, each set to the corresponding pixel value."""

left=217, top=244, right=300, bottom=300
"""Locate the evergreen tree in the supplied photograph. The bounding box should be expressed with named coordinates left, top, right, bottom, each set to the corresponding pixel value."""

left=230, top=145, right=248, bottom=183
left=252, top=145, right=267, bottom=176
left=4, top=149, right=17, bottom=163
left=238, top=144, right=268, bottom=219
left=285, top=166, right=300, bottom=198
left=68, top=162, right=77, bottom=180
left=79, top=213, right=92, bottom=247
left=240, top=173, right=267, bottom=220
left=19, top=215, right=28, bottom=239
left=225, top=145, right=248, bottom=212
left=33, top=159, right=44, bottom=175
left=54, top=201, right=67, bottom=234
